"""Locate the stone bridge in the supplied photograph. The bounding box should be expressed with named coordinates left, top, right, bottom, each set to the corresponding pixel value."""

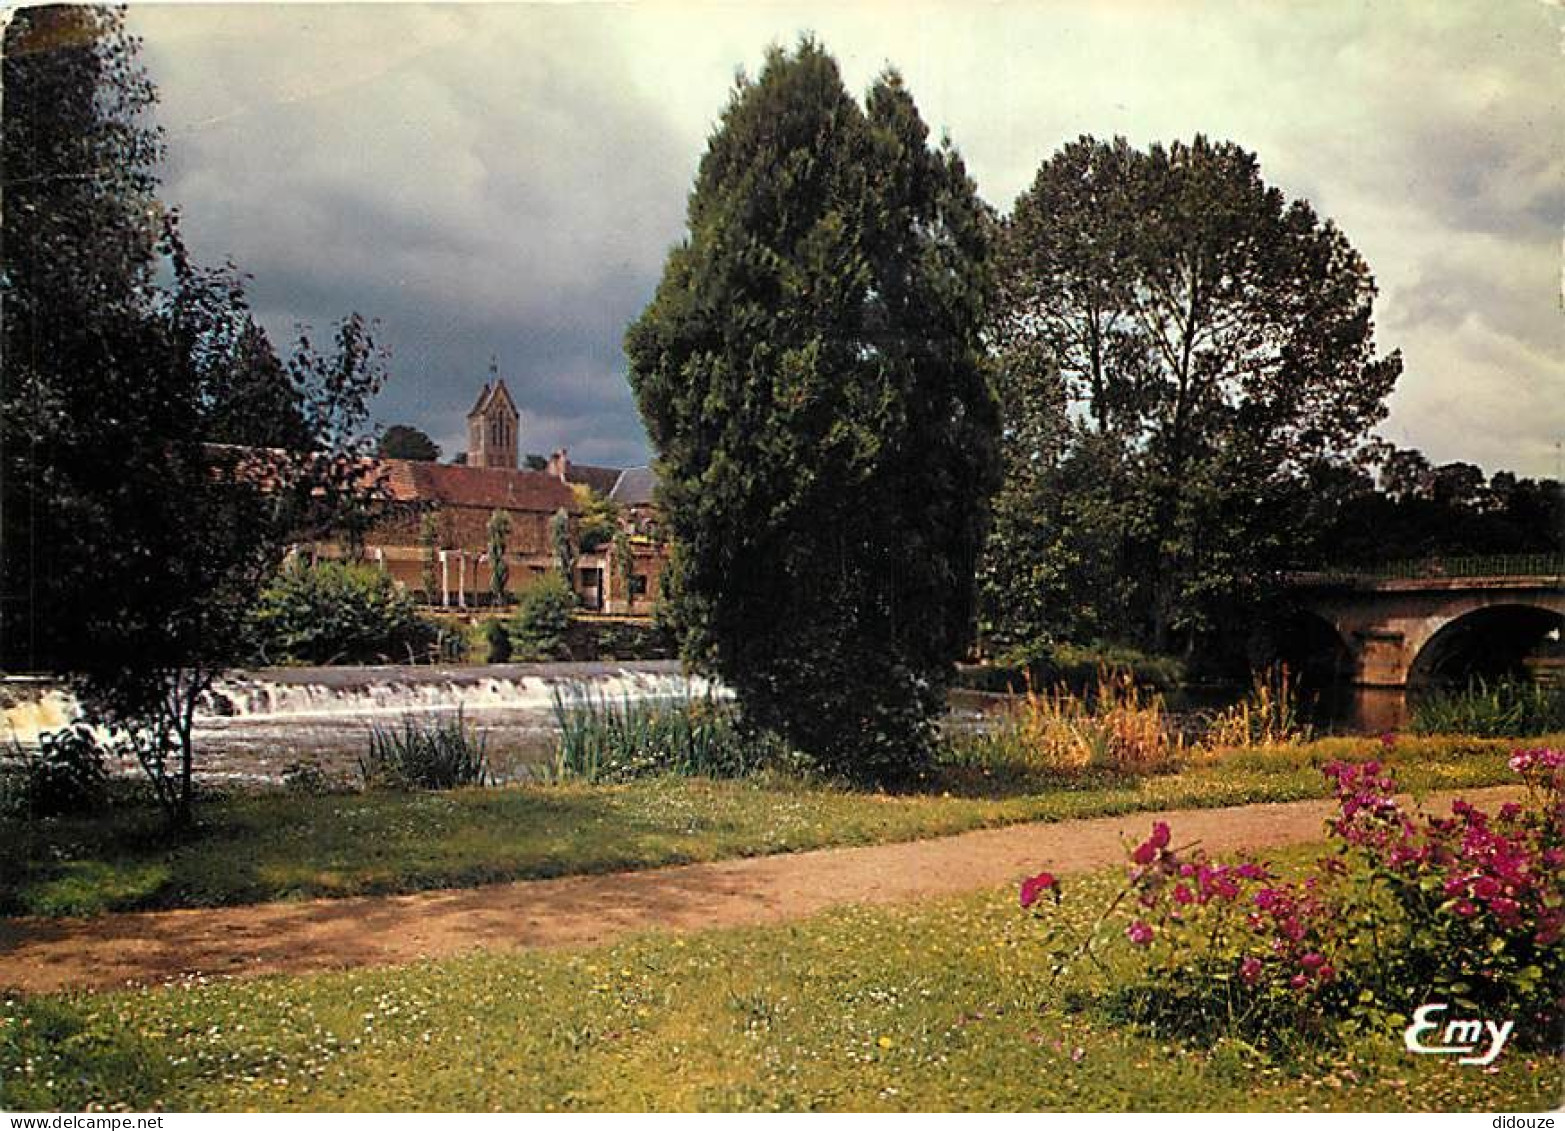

left=1283, top=570, right=1564, bottom=688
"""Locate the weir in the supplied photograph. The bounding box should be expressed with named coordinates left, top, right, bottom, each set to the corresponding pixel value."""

left=0, top=661, right=722, bottom=783
left=196, top=660, right=716, bottom=724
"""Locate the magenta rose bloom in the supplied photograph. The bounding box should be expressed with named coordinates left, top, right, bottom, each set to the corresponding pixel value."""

left=1020, top=870, right=1059, bottom=908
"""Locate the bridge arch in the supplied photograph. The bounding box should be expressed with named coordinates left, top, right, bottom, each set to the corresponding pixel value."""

left=1406, top=602, right=1564, bottom=688
left=1260, top=608, right=1355, bottom=694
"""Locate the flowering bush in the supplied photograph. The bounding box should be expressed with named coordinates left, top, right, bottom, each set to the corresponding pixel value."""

left=1023, top=747, right=1565, bottom=1049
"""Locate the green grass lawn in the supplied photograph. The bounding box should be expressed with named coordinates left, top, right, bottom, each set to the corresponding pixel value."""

left=2, top=847, right=1554, bottom=1111
left=0, top=733, right=1539, bottom=918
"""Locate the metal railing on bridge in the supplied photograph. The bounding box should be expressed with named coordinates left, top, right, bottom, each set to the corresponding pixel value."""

left=1288, top=553, right=1565, bottom=586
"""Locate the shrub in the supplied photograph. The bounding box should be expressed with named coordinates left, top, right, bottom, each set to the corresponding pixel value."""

left=1050, top=643, right=1185, bottom=692
left=483, top=618, right=513, bottom=664
left=511, top=572, right=574, bottom=660
left=1410, top=676, right=1565, bottom=737
left=960, top=643, right=1185, bottom=697
left=433, top=622, right=470, bottom=663
left=281, top=757, right=339, bottom=795
left=1024, top=750, right=1565, bottom=1051
left=6, top=726, right=110, bottom=818
left=359, top=712, right=490, bottom=790
left=549, top=683, right=763, bottom=782
left=249, top=559, right=435, bottom=665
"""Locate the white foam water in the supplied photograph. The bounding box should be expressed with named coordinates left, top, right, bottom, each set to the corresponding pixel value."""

left=1, top=664, right=724, bottom=747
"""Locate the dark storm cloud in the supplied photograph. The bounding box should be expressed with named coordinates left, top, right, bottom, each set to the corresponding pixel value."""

left=131, top=1, right=1564, bottom=478
left=137, top=3, right=692, bottom=469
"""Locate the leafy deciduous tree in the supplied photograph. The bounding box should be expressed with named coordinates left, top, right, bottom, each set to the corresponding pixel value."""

left=1, top=6, right=388, bottom=824
left=574, top=485, right=619, bottom=552
left=378, top=423, right=440, bottom=462
left=986, top=135, right=1402, bottom=660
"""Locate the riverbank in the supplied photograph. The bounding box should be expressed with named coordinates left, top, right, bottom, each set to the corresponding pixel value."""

left=1, top=731, right=1539, bottom=919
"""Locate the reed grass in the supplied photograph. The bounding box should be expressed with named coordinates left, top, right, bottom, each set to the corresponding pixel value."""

left=1202, top=665, right=1312, bottom=750
left=549, top=683, right=762, bottom=782
left=359, top=710, right=491, bottom=790
left=1410, top=676, right=1565, bottom=737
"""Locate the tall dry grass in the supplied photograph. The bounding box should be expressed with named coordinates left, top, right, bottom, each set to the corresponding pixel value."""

left=951, top=670, right=1182, bottom=780
left=1201, top=665, right=1312, bottom=751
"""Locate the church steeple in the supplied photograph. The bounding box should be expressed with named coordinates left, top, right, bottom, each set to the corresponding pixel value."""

left=466, top=375, right=519, bottom=469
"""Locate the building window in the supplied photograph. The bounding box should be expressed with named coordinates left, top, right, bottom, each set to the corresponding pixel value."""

left=631, top=574, right=649, bottom=597
left=578, top=566, right=603, bottom=610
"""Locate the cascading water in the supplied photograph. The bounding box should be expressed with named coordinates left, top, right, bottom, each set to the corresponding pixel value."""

left=1, top=661, right=725, bottom=785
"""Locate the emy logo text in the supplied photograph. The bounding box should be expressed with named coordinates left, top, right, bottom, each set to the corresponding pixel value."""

left=1403, top=1002, right=1513, bottom=1067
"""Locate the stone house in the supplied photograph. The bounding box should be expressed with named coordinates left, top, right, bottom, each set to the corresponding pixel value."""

left=310, top=377, right=667, bottom=615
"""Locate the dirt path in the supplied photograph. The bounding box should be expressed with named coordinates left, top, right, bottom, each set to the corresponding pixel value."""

left=0, top=785, right=1521, bottom=994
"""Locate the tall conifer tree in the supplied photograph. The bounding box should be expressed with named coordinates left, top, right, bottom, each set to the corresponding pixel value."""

left=626, top=41, right=999, bottom=780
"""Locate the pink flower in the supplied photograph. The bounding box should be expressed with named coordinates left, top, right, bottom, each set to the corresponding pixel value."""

left=1126, top=920, right=1154, bottom=946
left=1019, top=871, right=1059, bottom=909
left=1380, top=731, right=1398, bottom=750
left=1471, top=875, right=1502, bottom=900
left=1299, top=952, right=1325, bottom=971
left=1489, top=897, right=1522, bottom=927
left=1507, top=747, right=1562, bottom=774
left=1239, top=956, right=1264, bottom=986
left=1199, top=866, right=1241, bottom=902
left=1132, top=821, right=1172, bottom=866
left=1173, top=884, right=1194, bottom=905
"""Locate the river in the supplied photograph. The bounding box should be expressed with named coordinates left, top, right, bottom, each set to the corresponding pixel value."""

left=2, top=662, right=1409, bottom=787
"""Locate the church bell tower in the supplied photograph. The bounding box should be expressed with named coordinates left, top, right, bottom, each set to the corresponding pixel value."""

left=466, top=378, right=519, bottom=469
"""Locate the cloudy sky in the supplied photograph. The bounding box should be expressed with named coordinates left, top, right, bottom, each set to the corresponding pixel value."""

left=128, top=1, right=1564, bottom=477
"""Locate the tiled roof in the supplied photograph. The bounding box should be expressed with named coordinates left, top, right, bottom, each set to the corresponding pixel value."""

left=608, top=465, right=657, bottom=507
left=565, top=462, right=623, bottom=496
left=381, top=459, right=579, bottom=514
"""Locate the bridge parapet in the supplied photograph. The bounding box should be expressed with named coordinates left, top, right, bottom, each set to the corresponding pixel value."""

left=1288, top=573, right=1564, bottom=594
left=1287, top=553, right=1563, bottom=589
